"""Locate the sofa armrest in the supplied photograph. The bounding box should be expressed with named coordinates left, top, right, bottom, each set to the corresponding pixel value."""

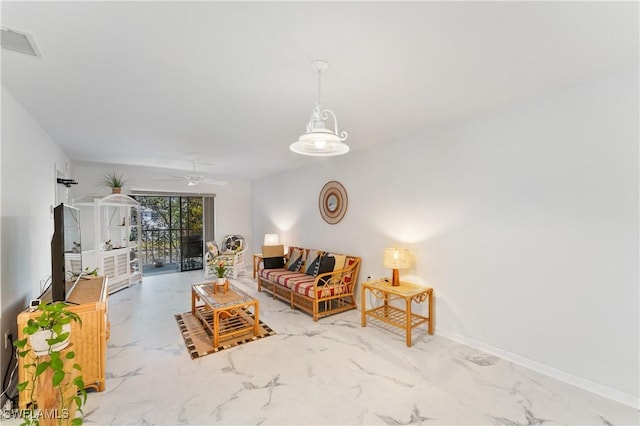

left=313, top=258, right=361, bottom=297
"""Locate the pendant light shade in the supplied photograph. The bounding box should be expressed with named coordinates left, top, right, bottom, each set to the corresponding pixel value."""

left=290, top=60, right=349, bottom=156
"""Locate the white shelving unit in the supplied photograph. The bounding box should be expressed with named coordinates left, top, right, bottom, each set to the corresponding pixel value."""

left=74, top=193, right=142, bottom=293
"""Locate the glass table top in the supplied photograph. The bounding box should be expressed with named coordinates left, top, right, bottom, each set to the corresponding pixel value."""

left=192, top=281, right=254, bottom=308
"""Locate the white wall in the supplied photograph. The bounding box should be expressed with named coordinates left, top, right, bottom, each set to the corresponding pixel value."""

left=0, top=91, right=252, bottom=405
left=252, top=71, right=639, bottom=406
left=0, top=86, right=71, bottom=403
left=70, top=164, right=252, bottom=250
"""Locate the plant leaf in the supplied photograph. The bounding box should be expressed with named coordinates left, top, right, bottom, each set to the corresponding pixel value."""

left=35, top=361, right=49, bottom=377
left=73, top=376, right=85, bottom=389
left=50, top=356, right=63, bottom=371
left=52, top=370, right=65, bottom=386
left=25, top=323, right=40, bottom=334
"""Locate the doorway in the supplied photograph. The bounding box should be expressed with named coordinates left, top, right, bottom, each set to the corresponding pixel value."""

left=134, top=195, right=204, bottom=274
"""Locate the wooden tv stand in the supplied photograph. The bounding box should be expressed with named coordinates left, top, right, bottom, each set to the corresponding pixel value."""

left=17, top=276, right=109, bottom=409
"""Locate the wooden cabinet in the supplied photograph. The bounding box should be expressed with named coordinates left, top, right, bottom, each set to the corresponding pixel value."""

left=74, top=194, right=142, bottom=293
left=17, top=276, right=109, bottom=410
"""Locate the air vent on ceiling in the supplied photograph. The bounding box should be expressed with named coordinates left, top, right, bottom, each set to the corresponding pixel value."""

left=1, top=27, right=42, bottom=58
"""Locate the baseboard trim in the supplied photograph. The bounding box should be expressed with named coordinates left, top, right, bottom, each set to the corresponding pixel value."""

left=436, top=329, right=639, bottom=410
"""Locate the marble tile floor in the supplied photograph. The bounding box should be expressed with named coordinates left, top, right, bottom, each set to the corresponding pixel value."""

left=16, top=271, right=640, bottom=425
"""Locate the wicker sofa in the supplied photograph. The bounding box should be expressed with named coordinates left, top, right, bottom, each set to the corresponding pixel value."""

left=257, top=246, right=361, bottom=321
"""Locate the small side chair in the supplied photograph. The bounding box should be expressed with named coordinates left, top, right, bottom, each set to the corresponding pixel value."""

left=204, top=235, right=248, bottom=279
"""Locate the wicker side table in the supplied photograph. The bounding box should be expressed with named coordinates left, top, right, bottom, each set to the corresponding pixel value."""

left=361, top=279, right=434, bottom=347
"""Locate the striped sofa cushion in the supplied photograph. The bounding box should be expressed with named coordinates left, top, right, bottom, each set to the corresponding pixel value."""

left=259, top=268, right=312, bottom=289
left=259, top=268, right=349, bottom=299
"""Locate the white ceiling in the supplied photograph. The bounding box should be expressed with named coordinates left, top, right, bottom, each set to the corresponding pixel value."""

left=2, top=1, right=638, bottom=180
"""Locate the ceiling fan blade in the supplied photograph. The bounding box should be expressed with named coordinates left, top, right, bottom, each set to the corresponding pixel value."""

left=204, top=179, right=228, bottom=186
left=187, top=179, right=227, bottom=186
left=153, top=172, right=226, bottom=186
left=154, top=176, right=187, bottom=182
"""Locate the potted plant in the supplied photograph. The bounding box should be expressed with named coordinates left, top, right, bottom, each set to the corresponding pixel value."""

left=14, top=302, right=87, bottom=426
left=103, top=171, right=125, bottom=194
left=214, top=261, right=227, bottom=284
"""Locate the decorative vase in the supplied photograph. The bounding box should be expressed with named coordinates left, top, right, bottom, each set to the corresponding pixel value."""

left=217, top=277, right=225, bottom=285
left=112, top=187, right=122, bottom=194
left=29, top=324, right=72, bottom=356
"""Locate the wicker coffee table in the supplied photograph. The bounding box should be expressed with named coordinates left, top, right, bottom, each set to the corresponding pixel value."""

left=191, top=281, right=260, bottom=347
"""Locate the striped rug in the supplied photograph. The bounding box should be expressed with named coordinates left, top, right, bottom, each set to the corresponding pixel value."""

left=174, top=310, right=276, bottom=359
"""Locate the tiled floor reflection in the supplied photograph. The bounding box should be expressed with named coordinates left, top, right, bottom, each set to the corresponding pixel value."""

left=76, top=271, right=639, bottom=425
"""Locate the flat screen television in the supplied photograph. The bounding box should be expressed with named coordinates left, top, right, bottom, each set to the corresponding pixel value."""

left=51, top=203, right=82, bottom=302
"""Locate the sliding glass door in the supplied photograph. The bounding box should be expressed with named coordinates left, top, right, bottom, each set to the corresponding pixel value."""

left=135, top=195, right=204, bottom=273
left=179, top=197, right=203, bottom=271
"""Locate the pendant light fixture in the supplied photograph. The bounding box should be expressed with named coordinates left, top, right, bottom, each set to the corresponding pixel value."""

left=290, top=60, right=349, bottom=156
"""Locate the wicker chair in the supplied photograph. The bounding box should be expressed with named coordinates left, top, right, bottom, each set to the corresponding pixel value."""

left=204, top=235, right=247, bottom=279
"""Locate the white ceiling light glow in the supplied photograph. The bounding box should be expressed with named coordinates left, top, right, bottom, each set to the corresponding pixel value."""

left=290, top=60, right=349, bottom=157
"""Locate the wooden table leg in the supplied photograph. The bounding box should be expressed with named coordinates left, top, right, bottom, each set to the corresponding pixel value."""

left=406, top=297, right=412, bottom=347
left=213, top=310, right=220, bottom=347
left=253, top=256, right=257, bottom=279
left=361, top=286, right=367, bottom=327
left=383, top=293, right=389, bottom=317
left=253, top=301, right=260, bottom=337
left=191, top=287, right=196, bottom=314
left=253, top=255, right=262, bottom=279
left=428, top=289, right=434, bottom=335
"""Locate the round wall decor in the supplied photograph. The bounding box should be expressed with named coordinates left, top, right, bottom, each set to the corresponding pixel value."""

left=319, top=181, right=348, bottom=224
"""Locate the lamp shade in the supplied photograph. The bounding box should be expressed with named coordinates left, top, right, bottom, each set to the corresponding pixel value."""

left=263, top=234, right=280, bottom=246
left=383, top=248, right=411, bottom=270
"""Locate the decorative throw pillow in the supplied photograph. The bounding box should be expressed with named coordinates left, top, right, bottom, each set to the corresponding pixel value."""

left=316, top=254, right=335, bottom=275
left=343, top=257, right=357, bottom=284
left=222, top=235, right=243, bottom=252
left=329, top=254, right=346, bottom=272
left=325, top=253, right=347, bottom=272
left=316, top=253, right=336, bottom=285
left=304, top=250, right=323, bottom=275
left=284, top=247, right=299, bottom=269
left=286, top=248, right=305, bottom=272
left=263, top=257, right=285, bottom=269
left=206, top=241, right=219, bottom=258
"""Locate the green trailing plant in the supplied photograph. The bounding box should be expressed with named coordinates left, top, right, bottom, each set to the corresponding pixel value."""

left=14, top=302, right=87, bottom=426
left=102, top=171, right=125, bottom=189
left=83, top=267, right=99, bottom=276
left=70, top=267, right=99, bottom=280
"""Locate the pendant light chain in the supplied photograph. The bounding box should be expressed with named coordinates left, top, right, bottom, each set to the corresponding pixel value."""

left=317, top=65, right=322, bottom=107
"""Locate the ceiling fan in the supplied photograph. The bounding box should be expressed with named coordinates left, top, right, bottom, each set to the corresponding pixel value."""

left=157, top=160, right=228, bottom=187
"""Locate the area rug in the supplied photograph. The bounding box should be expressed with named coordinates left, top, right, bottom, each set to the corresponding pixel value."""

left=175, top=310, right=276, bottom=359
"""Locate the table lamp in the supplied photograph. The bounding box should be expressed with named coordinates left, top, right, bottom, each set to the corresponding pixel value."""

left=263, top=234, right=279, bottom=246
left=383, top=248, right=411, bottom=286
